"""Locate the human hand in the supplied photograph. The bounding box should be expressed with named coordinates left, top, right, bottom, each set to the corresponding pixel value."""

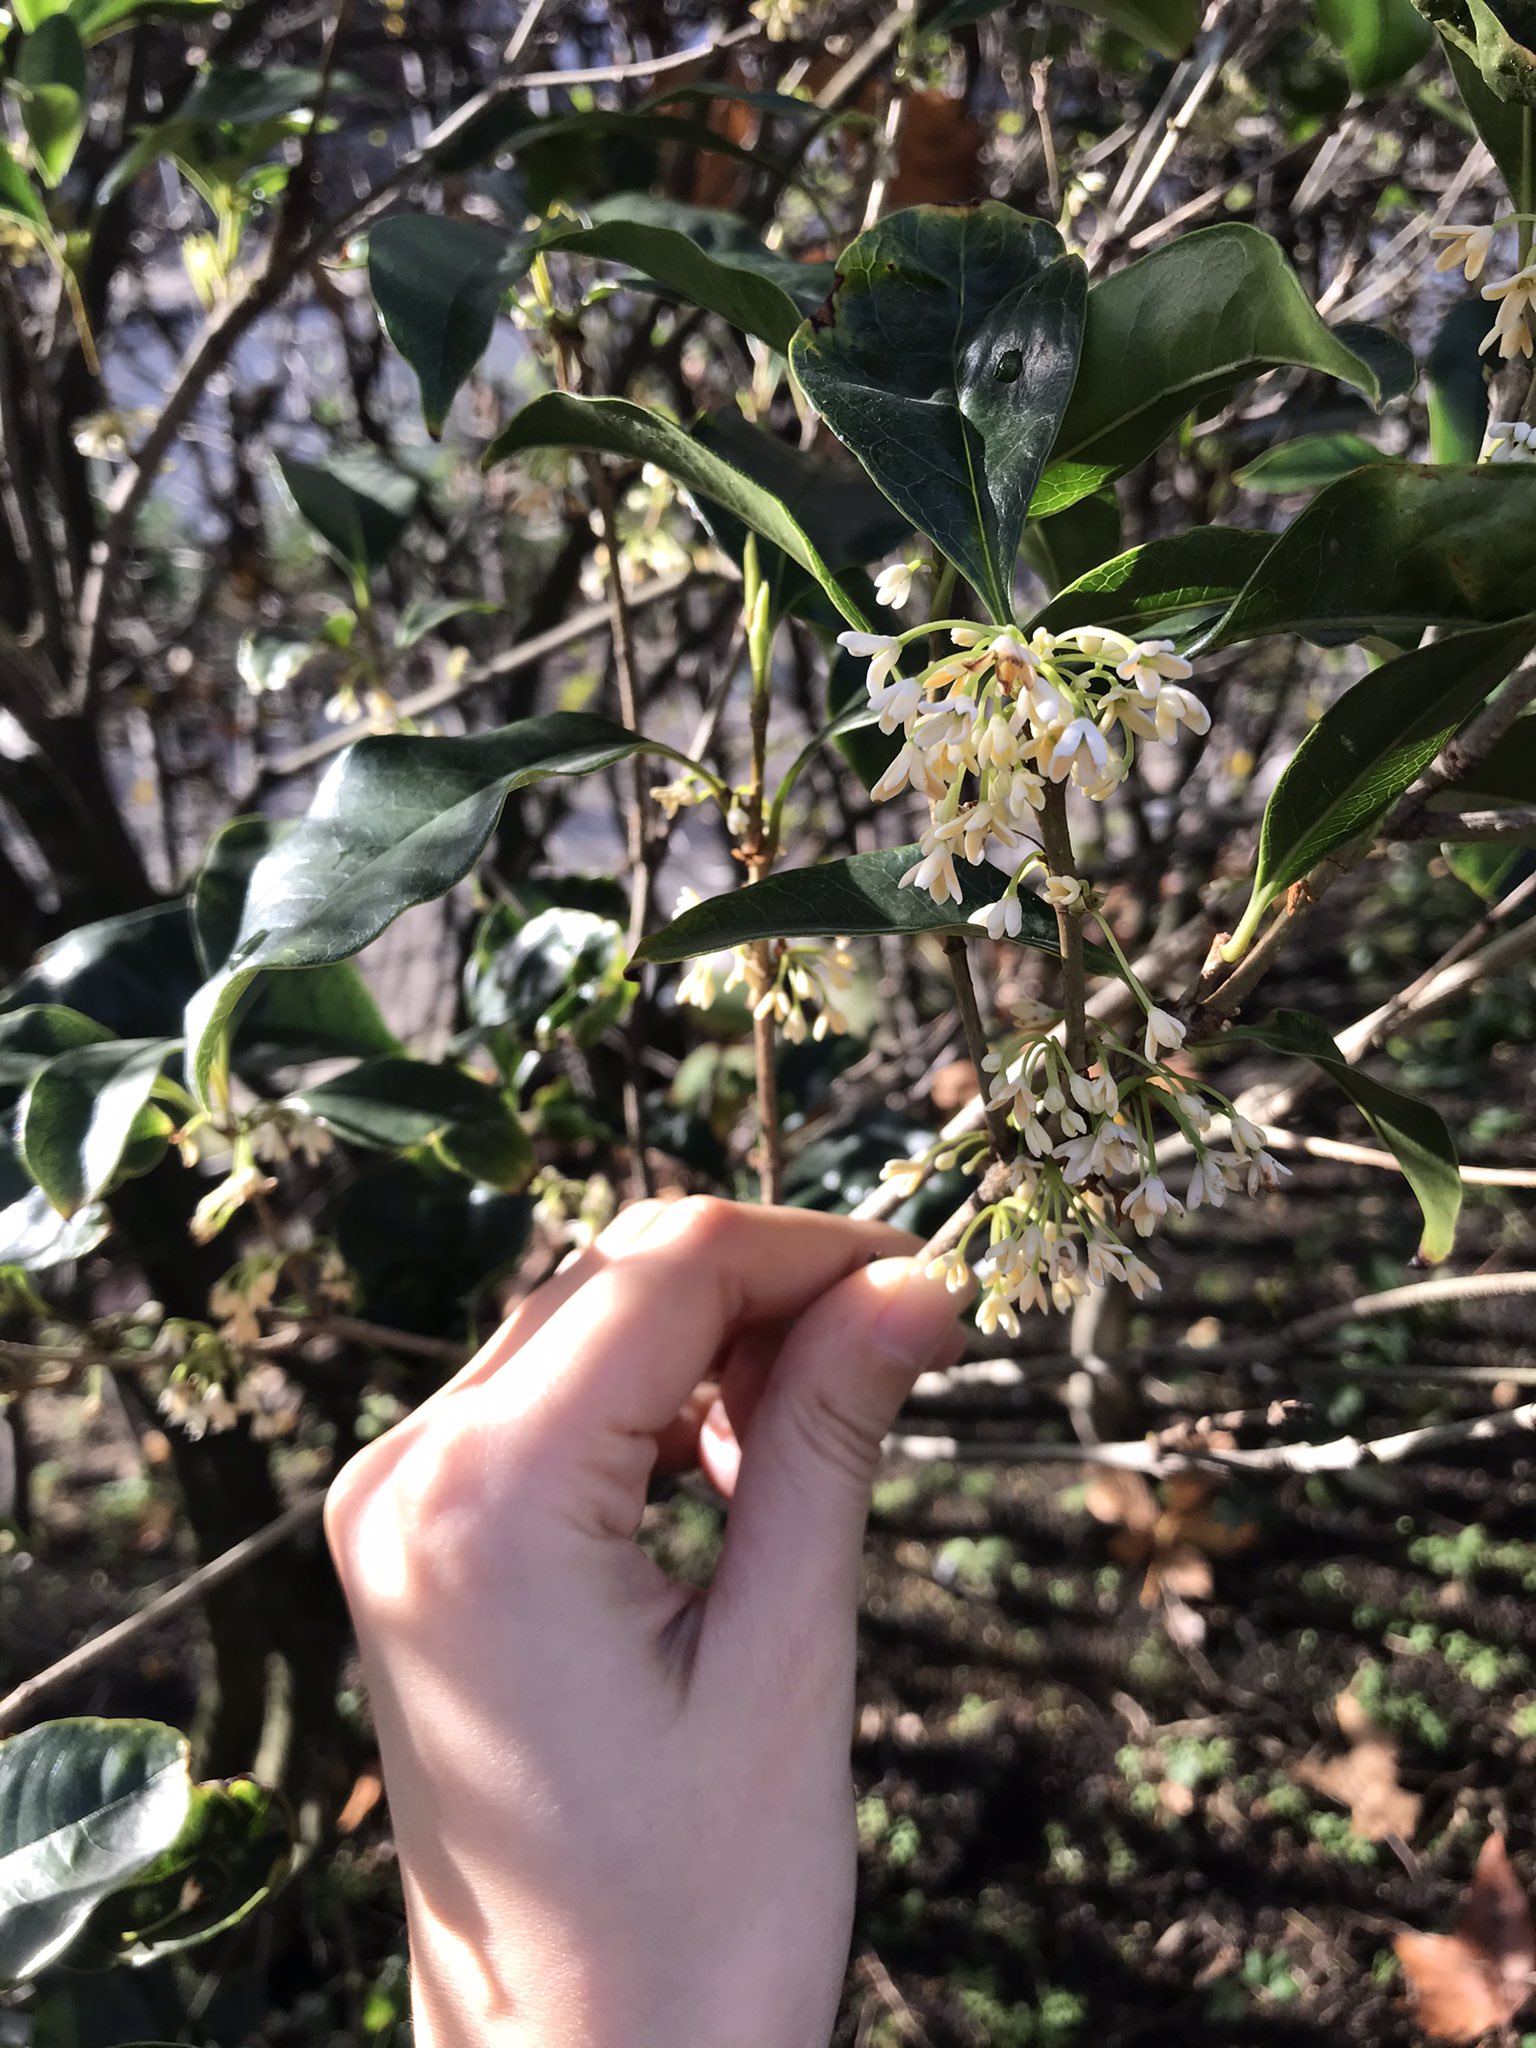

left=324, top=1197, right=969, bottom=2048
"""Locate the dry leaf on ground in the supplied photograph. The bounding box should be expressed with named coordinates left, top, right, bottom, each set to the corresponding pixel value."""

left=1395, top=1833, right=1536, bottom=2041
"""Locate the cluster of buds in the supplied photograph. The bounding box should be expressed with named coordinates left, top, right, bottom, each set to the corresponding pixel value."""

left=884, top=995, right=1290, bottom=1328
left=1487, top=418, right=1536, bottom=462
left=1429, top=219, right=1536, bottom=361
left=836, top=620, right=1209, bottom=912
left=672, top=889, right=854, bottom=1044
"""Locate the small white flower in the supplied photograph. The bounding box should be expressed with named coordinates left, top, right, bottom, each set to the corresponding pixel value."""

left=1122, top=1174, right=1181, bottom=1238
left=899, top=845, right=962, bottom=904
left=1042, top=872, right=1084, bottom=912
left=1152, top=685, right=1211, bottom=743
left=970, top=895, right=1023, bottom=941
left=1430, top=221, right=1494, bottom=281
left=1116, top=638, right=1193, bottom=699
left=874, top=560, right=918, bottom=610
left=1046, top=716, right=1109, bottom=784
left=1185, top=1156, right=1227, bottom=1211
left=836, top=630, right=902, bottom=690
left=1143, top=1006, right=1186, bottom=1063
left=1124, top=1254, right=1161, bottom=1299
left=869, top=673, right=924, bottom=733
left=926, top=1250, right=973, bottom=1292
left=879, top=1155, right=927, bottom=1197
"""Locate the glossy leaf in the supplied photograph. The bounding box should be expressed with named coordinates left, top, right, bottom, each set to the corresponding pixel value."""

left=791, top=203, right=1087, bottom=622
left=1034, top=225, right=1392, bottom=517
left=18, top=1037, right=179, bottom=1215
left=0, top=1006, right=113, bottom=1105
left=0, top=1719, right=192, bottom=1984
left=286, top=1057, right=533, bottom=1190
left=0, top=151, right=49, bottom=233
left=466, top=906, right=632, bottom=1050
left=1428, top=299, right=1492, bottom=464
left=275, top=449, right=418, bottom=580
left=1, top=904, right=196, bottom=1037
left=689, top=410, right=911, bottom=624
left=185, top=714, right=647, bottom=1107
left=191, top=818, right=401, bottom=1062
left=1316, top=0, right=1434, bottom=90
left=1021, top=489, right=1123, bottom=595
left=1211, top=466, right=1536, bottom=644
left=1445, top=841, right=1522, bottom=896
left=0, top=1142, right=109, bottom=1270
left=486, top=393, right=869, bottom=628
left=1230, top=1009, right=1462, bottom=1261
left=1418, top=0, right=1536, bottom=101
left=635, top=848, right=1118, bottom=972
left=583, top=194, right=833, bottom=311
left=540, top=216, right=811, bottom=352
left=1241, top=615, right=1536, bottom=923
left=1441, top=34, right=1536, bottom=207
left=64, top=1776, right=289, bottom=1970
left=18, top=16, right=87, bottom=188
left=1033, top=527, right=1274, bottom=640
left=1234, top=431, right=1391, bottom=491
left=368, top=216, right=527, bottom=436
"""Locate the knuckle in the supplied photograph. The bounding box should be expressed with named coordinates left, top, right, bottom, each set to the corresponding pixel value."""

left=659, top=1193, right=736, bottom=1255
left=784, top=1376, right=882, bottom=1494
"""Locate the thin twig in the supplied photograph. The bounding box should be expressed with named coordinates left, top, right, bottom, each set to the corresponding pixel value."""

left=941, top=937, right=1012, bottom=1159
left=1039, top=783, right=1087, bottom=1067
left=0, top=1496, right=326, bottom=1733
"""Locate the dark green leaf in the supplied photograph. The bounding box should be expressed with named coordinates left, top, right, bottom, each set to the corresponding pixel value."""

left=185, top=714, right=647, bottom=1106
left=66, top=1775, right=289, bottom=1969
left=0, top=1718, right=193, bottom=1984
left=177, top=61, right=331, bottom=125
left=1444, top=840, right=1521, bottom=894
left=18, top=16, right=87, bottom=188
left=1, top=904, right=196, bottom=1038
left=1331, top=319, right=1417, bottom=401
left=1428, top=299, right=1493, bottom=464
left=1241, top=615, right=1536, bottom=921
left=1418, top=0, right=1536, bottom=101
left=1034, top=225, right=1392, bottom=517
left=790, top=203, right=1087, bottom=621
left=437, top=103, right=780, bottom=197
left=583, top=193, right=835, bottom=313
left=275, top=449, right=418, bottom=580
left=1441, top=35, right=1536, bottom=205
left=0, top=1142, right=109, bottom=1269
left=1234, top=431, right=1391, bottom=491
left=634, top=848, right=1118, bottom=971
left=0, top=1006, right=114, bottom=1106
left=0, top=147, right=50, bottom=231
left=285, top=1057, right=533, bottom=1190
left=335, top=1158, right=531, bottom=1335
left=1228, top=1009, right=1462, bottom=1261
left=1210, top=465, right=1536, bottom=643
left=486, top=393, right=869, bottom=627
left=12, top=0, right=67, bottom=29
left=1021, top=489, right=1123, bottom=596
left=1316, top=0, right=1434, bottom=91
left=18, top=1038, right=179, bottom=1215
left=689, top=410, right=911, bottom=624
left=540, top=216, right=811, bottom=353
left=1033, top=527, right=1274, bottom=640
left=466, top=906, right=632, bottom=1050
left=367, top=216, right=528, bottom=436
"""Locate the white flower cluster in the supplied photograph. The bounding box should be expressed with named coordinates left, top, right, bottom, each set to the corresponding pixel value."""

left=884, top=1007, right=1289, bottom=1330
left=836, top=621, right=1209, bottom=914
left=673, top=888, right=855, bottom=1045
left=158, top=1365, right=299, bottom=1441
left=1429, top=221, right=1536, bottom=361
left=1487, top=418, right=1536, bottom=463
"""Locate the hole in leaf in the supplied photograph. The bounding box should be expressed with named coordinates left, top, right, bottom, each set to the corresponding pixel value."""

left=993, top=348, right=1022, bottom=383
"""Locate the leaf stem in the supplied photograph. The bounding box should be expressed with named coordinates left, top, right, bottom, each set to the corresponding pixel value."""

left=941, top=936, right=1013, bottom=1161
left=1039, top=781, right=1087, bottom=1069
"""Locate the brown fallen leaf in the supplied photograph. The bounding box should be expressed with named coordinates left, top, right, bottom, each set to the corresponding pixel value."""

left=1084, top=1468, right=1258, bottom=1609
left=1395, top=1834, right=1536, bottom=2041
left=1296, top=1734, right=1421, bottom=1844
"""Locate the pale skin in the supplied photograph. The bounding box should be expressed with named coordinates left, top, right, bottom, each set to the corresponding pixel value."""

left=324, top=1196, right=972, bottom=2048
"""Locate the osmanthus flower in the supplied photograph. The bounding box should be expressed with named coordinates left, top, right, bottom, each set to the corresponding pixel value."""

left=874, top=559, right=922, bottom=610
left=886, top=977, right=1290, bottom=1328
left=1431, top=221, right=1496, bottom=281
left=670, top=887, right=854, bottom=1044
left=836, top=619, right=1210, bottom=917
left=1481, top=264, right=1536, bottom=359
left=1487, top=419, right=1536, bottom=462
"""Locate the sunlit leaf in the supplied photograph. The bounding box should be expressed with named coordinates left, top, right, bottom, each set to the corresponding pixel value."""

left=1316, top=0, right=1434, bottom=91
left=791, top=203, right=1086, bottom=622
left=17, top=16, right=86, bottom=188
left=18, top=1037, right=179, bottom=1215
left=275, top=449, right=419, bottom=580
left=1033, top=527, right=1274, bottom=639
left=367, top=215, right=528, bottom=436
left=286, top=1056, right=533, bottom=1190
left=1233, top=431, right=1390, bottom=491
left=1226, top=1009, right=1462, bottom=1262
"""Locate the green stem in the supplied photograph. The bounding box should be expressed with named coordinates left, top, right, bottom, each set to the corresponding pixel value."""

left=1039, top=782, right=1086, bottom=1070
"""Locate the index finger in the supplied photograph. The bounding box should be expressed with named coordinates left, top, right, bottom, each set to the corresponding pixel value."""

left=479, top=1197, right=915, bottom=1471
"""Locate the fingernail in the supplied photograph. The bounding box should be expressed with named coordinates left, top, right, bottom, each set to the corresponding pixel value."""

left=863, top=1256, right=970, bottom=1365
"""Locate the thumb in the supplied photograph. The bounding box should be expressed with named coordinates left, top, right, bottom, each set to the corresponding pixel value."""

left=701, top=1256, right=968, bottom=1688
